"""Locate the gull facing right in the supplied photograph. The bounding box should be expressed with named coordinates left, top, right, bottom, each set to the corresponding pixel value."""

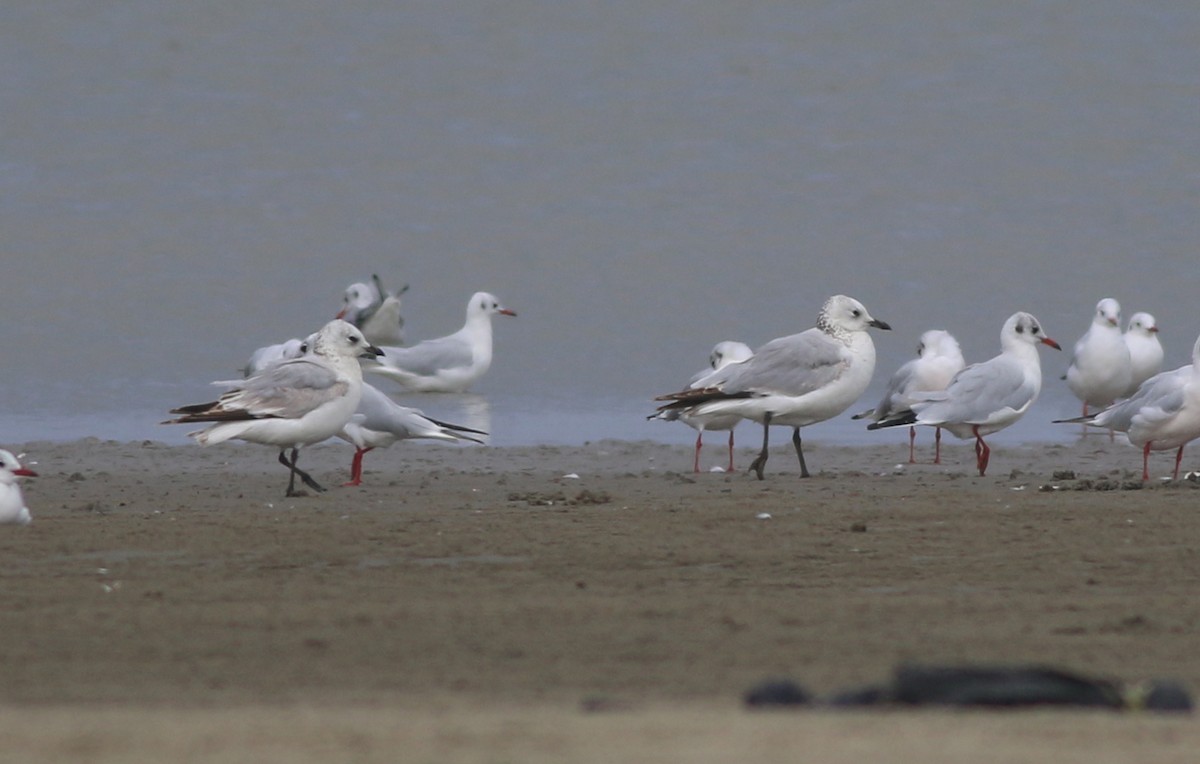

left=654, top=295, right=891, bottom=480
left=868, top=312, right=1060, bottom=476
left=165, top=319, right=383, bottom=497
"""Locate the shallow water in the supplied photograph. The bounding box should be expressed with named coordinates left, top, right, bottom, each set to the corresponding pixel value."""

left=3, top=2, right=1197, bottom=450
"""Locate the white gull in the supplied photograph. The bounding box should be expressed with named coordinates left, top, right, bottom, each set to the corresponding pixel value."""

left=649, top=340, right=754, bottom=473
left=367, top=291, right=516, bottom=393
left=1056, top=333, right=1200, bottom=481
left=0, top=449, right=36, bottom=525
left=855, top=329, right=965, bottom=464
left=869, top=312, right=1061, bottom=476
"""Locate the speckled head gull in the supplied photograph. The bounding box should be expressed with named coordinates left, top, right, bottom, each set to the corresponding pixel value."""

left=164, top=319, right=384, bottom=497
left=654, top=295, right=891, bottom=480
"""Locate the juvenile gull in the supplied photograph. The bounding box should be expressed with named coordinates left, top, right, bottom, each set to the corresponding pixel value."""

left=1055, top=333, right=1200, bottom=481
left=869, top=312, right=1060, bottom=477
left=164, top=319, right=383, bottom=497
left=0, top=449, right=36, bottom=525
left=649, top=340, right=754, bottom=473
left=1065, top=298, right=1132, bottom=417
left=654, top=295, right=890, bottom=480
left=368, top=291, right=516, bottom=393
left=1123, top=311, right=1164, bottom=397
left=854, top=329, right=965, bottom=464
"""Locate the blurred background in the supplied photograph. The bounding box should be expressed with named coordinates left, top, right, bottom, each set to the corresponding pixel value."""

left=2, top=2, right=1197, bottom=448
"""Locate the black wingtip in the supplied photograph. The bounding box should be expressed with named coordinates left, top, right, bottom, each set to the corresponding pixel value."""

left=867, top=410, right=917, bottom=430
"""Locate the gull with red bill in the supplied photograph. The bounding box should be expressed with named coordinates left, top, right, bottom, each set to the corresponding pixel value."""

left=0, top=449, right=37, bottom=525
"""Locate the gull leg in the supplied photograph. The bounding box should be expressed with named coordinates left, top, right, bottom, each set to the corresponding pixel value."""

left=908, top=426, right=917, bottom=464
left=281, top=447, right=325, bottom=496
left=972, top=426, right=990, bottom=476
left=1174, top=445, right=1184, bottom=481
left=343, top=447, right=374, bottom=487
left=934, top=426, right=943, bottom=465
left=748, top=413, right=772, bottom=480
left=693, top=431, right=703, bottom=473
left=792, top=427, right=810, bottom=478
left=726, top=430, right=736, bottom=473
left=1142, top=442, right=1152, bottom=482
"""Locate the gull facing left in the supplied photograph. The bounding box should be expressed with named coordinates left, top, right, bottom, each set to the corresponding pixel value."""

left=165, top=319, right=383, bottom=497
left=654, top=295, right=891, bottom=480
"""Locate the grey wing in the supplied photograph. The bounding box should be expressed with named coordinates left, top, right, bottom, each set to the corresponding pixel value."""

left=377, top=336, right=473, bottom=376
left=223, top=358, right=347, bottom=418
left=717, top=330, right=849, bottom=396
left=916, top=358, right=1033, bottom=423
left=872, top=359, right=920, bottom=420
left=1096, top=368, right=1189, bottom=430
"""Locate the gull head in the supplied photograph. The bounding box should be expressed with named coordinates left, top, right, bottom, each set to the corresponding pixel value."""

left=1126, top=312, right=1159, bottom=336
left=0, top=449, right=37, bottom=484
left=311, top=319, right=385, bottom=361
left=337, top=281, right=382, bottom=324
left=709, top=341, right=753, bottom=371
left=469, top=292, right=518, bottom=319
left=818, top=295, right=891, bottom=339
left=1094, top=298, right=1122, bottom=328
left=1004, top=312, right=1061, bottom=351
left=917, top=329, right=964, bottom=363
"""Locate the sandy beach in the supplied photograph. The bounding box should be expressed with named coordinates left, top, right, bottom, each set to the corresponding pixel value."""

left=1, top=435, right=1199, bottom=762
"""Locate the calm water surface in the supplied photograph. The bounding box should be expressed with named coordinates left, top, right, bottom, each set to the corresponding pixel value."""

left=3, top=2, right=1198, bottom=452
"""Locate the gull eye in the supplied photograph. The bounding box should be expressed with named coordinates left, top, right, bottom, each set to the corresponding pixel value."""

left=1032, top=325, right=1040, bottom=334
left=348, top=335, right=359, bottom=344
left=1016, top=324, right=1024, bottom=334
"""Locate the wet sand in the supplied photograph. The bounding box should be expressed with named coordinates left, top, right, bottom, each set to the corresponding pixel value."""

left=2, top=435, right=1199, bottom=762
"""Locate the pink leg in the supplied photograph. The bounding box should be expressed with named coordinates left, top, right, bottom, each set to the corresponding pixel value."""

left=1142, top=442, right=1152, bottom=482
left=973, top=425, right=990, bottom=476
left=693, top=431, right=703, bottom=473
left=726, top=430, right=736, bottom=473
left=933, top=427, right=943, bottom=465
left=343, top=447, right=374, bottom=487
left=907, top=426, right=917, bottom=464
left=1174, top=445, right=1185, bottom=481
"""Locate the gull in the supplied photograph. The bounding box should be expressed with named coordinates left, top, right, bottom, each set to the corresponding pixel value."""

left=1055, top=334, right=1200, bottom=481
left=854, top=329, right=965, bottom=464
left=339, top=383, right=488, bottom=486
left=654, top=295, right=891, bottom=480
left=164, top=319, right=383, bottom=497
left=1065, top=298, right=1132, bottom=417
left=367, top=291, right=516, bottom=393
left=1123, top=311, right=1164, bottom=397
left=242, top=338, right=306, bottom=378
left=868, top=312, right=1060, bottom=476
left=648, top=340, right=754, bottom=473
left=0, top=450, right=36, bottom=525
left=337, top=274, right=409, bottom=347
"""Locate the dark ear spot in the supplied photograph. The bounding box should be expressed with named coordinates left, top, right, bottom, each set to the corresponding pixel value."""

left=1015, top=324, right=1025, bottom=334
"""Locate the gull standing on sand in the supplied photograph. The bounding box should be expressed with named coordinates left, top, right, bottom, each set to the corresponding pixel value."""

left=654, top=295, right=891, bottom=480
left=1055, top=333, right=1200, bottom=481
left=1065, top=298, right=1132, bottom=417
left=367, top=291, right=516, bottom=393
left=854, top=329, right=965, bottom=464
left=337, top=274, right=409, bottom=347
left=869, top=312, right=1061, bottom=477
left=164, top=319, right=383, bottom=497
left=1123, top=312, right=1164, bottom=397
left=649, top=340, right=754, bottom=473
left=339, top=383, right=488, bottom=486
left=0, top=450, right=36, bottom=525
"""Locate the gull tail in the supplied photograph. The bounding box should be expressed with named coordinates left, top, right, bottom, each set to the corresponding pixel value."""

left=866, top=410, right=917, bottom=430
